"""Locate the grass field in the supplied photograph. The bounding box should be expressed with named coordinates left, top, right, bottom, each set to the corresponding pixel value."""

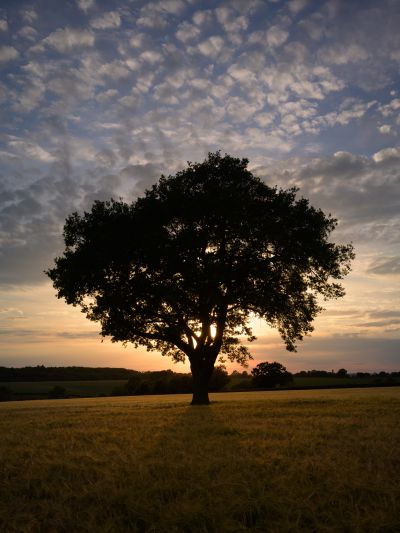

left=1, top=388, right=399, bottom=532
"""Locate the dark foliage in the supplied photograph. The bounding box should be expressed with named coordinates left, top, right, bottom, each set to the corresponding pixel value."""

left=0, top=386, right=13, bottom=402
left=46, top=152, right=354, bottom=404
left=47, top=386, right=68, bottom=399
left=295, top=370, right=335, bottom=377
left=0, top=365, right=137, bottom=382
left=252, top=362, right=294, bottom=388
left=123, top=366, right=229, bottom=396
left=209, top=365, right=230, bottom=392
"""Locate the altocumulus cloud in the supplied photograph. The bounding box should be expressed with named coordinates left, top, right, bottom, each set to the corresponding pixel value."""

left=0, top=0, right=399, bottom=369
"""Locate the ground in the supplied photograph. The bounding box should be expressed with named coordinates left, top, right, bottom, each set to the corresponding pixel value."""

left=1, top=388, right=399, bottom=532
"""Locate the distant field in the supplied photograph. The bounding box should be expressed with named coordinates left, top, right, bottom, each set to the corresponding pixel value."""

left=1, top=388, right=399, bottom=532
left=3, top=375, right=399, bottom=402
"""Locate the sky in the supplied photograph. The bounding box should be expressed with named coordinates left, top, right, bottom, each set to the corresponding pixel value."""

left=0, top=0, right=399, bottom=374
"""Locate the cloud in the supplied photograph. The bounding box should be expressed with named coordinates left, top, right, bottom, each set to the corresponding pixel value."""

left=0, top=327, right=99, bottom=340
left=156, top=0, right=186, bottom=15
left=251, top=149, right=400, bottom=257
left=197, top=35, right=225, bottom=58
left=369, top=310, right=400, bottom=319
left=368, top=257, right=400, bottom=275
left=298, top=13, right=325, bottom=41
left=378, top=124, right=396, bottom=136
left=175, top=21, right=201, bottom=43
left=137, top=0, right=186, bottom=28
left=372, top=147, right=400, bottom=163
left=47, top=68, right=95, bottom=105
left=98, top=60, right=130, bottom=79
left=128, top=33, right=146, bottom=49
left=215, top=7, right=248, bottom=33
left=0, top=19, right=8, bottom=32
left=302, top=99, right=375, bottom=133
left=139, top=50, right=163, bottom=64
left=21, top=8, right=37, bottom=23
left=7, top=138, right=55, bottom=162
left=0, top=167, right=122, bottom=287
left=379, top=98, right=400, bottom=117
left=266, top=26, right=289, bottom=48
left=0, top=308, right=24, bottom=320
left=0, top=328, right=36, bottom=337
left=77, top=0, right=95, bottom=13
left=90, top=11, right=121, bottom=30
left=248, top=334, right=400, bottom=372
left=288, top=0, right=309, bottom=15
left=95, top=88, right=119, bottom=102
left=18, top=25, right=38, bottom=41
left=192, top=9, right=214, bottom=27
left=44, top=27, right=95, bottom=53
left=319, top=44, right=369, bottom=65
left=55, top=331, right=100, bottom=339
left=359, top=319, right=400, bottom=328
left=0, top=46, right=19, bottom=63
left=12, top=78, right=45, bottom=112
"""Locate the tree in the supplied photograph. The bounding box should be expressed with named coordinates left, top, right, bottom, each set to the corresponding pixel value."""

left=47, top=385, right=67, bottom=399
left=46, top=152, right=354, bottom=405
left=251, top=361, right=293, bottom=388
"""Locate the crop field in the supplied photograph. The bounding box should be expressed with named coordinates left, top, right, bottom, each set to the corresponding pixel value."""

left=1, top=388, right=399, bottom=532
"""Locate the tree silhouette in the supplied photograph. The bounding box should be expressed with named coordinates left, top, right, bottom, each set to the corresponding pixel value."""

left=46, top=152, right=354, bottom=404
left=251, top=361, right=293, bottom=388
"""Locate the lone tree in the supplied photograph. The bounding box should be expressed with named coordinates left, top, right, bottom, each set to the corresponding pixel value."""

left=46, top=152, right=354, bottom=405
left=251, top=361, right=293, bottom=389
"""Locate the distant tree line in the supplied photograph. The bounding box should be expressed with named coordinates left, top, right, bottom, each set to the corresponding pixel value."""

left=0, top=366, right=137, bottom=382
left=1, top=365, right=399, bottom=385
left=295, top=369, right=349, bottom=377
left=111, top=366, right=230, bottom=397
left=1, top=365, right=399, bottom=402
left=294, top=369, right=400, bottom=378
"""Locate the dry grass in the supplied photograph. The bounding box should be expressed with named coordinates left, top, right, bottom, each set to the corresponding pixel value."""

left=1, top=388, right=399, bottom=532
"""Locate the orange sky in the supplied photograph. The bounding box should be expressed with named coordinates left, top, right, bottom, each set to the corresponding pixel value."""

left=1, top=254, right=399, bottom=373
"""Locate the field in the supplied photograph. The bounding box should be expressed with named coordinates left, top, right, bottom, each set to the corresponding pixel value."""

left=1, top=388, right=399, bottom=532
left=3, top=374, right=400, bottom=401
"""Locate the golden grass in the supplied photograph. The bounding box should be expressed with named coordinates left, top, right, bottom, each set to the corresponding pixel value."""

left=1, top=388, right=399, bottom=532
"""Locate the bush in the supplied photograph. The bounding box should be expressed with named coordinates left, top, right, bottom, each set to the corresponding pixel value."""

left=251, top=362, right=293, bottom=388
left=0, top=386, right=13, bottom=402
left=47, top=386, right=68, bottom=399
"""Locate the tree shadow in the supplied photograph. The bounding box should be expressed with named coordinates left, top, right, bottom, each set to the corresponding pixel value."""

left=115, top=399, right=273, bottom=532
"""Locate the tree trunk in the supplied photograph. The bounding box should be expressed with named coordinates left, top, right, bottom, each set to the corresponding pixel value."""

left=191, top=379, right=210, bottom=405
left=190, top=353, right=215, bottom=405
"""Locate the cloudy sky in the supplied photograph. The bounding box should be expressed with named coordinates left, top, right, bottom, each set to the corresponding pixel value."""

left=0, top=0, right=399, bottom=373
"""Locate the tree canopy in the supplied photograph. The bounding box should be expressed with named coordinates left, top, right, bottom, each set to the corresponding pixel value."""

left=46, top=152, right=354, bottom=404
left=251, top=361, right=293, bottom=388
